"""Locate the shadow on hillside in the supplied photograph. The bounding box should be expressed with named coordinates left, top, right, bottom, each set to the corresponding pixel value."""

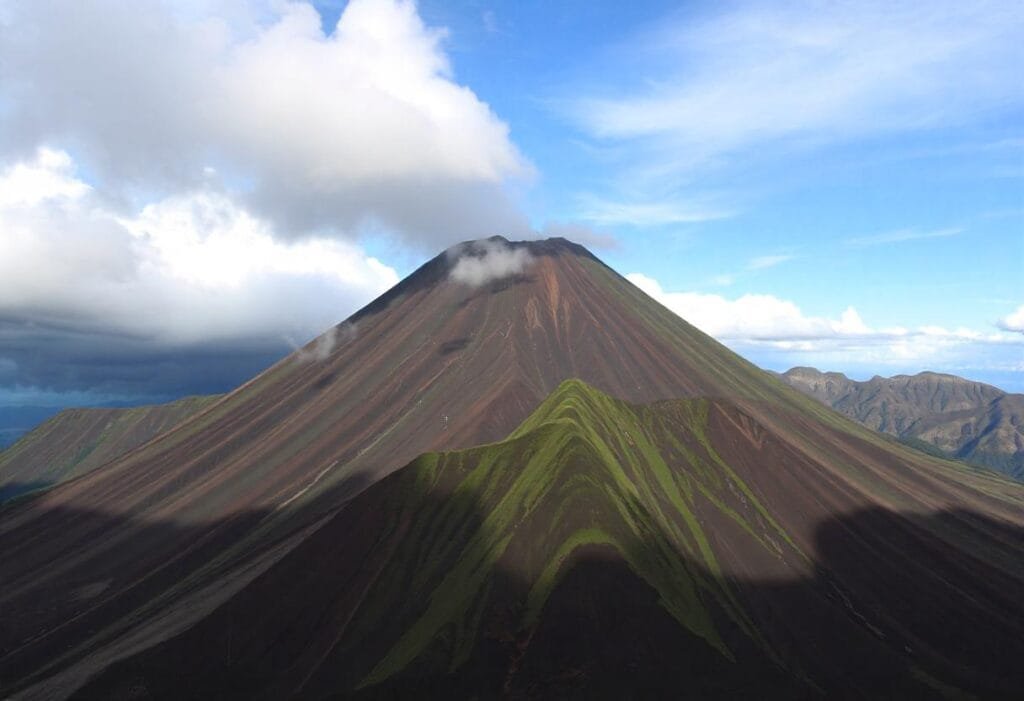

left=0, top=475, right=1022, bottom=700
left=0, top=481, right=51, bottom=504
left=454, top=274, right=538, bottom=311
left=438, top=337, right=472, bottom=355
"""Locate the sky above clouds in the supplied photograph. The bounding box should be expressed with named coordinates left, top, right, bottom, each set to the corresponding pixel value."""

left=0, top=0, right=1021, bottom=410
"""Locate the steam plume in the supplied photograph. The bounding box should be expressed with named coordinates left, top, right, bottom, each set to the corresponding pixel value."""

left=449, top=239, right=534, bottom=287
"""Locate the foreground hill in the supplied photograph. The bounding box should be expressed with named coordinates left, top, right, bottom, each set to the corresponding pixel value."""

left=781, top=367, right=1024, bottom=479
left=21, top=380, right=1024, bottom=699
left=1, top=238, right=1022, bottom=698
left=0, top=396, right=220, bottom=503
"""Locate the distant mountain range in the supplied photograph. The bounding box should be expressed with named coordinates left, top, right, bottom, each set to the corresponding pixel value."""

left=0, top=395, right=219, bottom=502
left=779, top=367, right=1024, bottom=480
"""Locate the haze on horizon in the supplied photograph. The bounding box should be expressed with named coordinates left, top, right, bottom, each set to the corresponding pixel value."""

left=0, top=0, right=1021, bottom=415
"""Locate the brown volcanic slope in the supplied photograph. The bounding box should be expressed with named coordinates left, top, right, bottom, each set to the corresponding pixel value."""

left=70, top=381, right=1024, bottom=699
left=781, top=366, right=1024, bottom=480
left=1, top=237, right=1022, bottom=699
left=0, top=395, right=219, bottom=503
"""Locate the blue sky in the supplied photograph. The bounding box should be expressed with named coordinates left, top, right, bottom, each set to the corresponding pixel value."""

left=367, top=0, right=1024, bottom=386
left=0, top=0, right=1021, bottom=412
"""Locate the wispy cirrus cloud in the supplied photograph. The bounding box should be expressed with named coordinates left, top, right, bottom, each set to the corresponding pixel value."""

left=574, top=1, right=1023, bottom=160
left=565, top=1, right=1024, bottom=222
left=845, top=227, right=964, bottom=248
left=575, top=194, right=732, bottom=227
left=704, top=253, right=795, bottom=288
left=746, top=254, right=794, bottom=270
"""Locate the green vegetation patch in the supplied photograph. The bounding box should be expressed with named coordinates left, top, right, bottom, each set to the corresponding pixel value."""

left=357, top=379, right=798, bottom=687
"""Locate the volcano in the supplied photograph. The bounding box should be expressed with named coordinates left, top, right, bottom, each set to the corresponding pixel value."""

left=1, top=237, right=1022, bottom=699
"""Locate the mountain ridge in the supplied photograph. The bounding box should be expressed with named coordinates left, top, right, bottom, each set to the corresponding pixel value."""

left=780, top=366, right=1024, bottom=479
left=0, top=395, right=220, bottom=503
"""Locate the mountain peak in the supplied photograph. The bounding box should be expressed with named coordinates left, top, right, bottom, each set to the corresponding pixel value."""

left=446, top=234, right=596, bottom=260
left=4, top=238, right=1024, bottom=699
left=352, top=236, right=597, bottom=323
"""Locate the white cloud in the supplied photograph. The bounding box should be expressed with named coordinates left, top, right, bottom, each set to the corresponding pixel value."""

left=563, top=1, right=1024, bottom=222
left=575, top=2, right=1023, bottom=155
left=0, top=148, right=90, bottom=207
left=746, top=254, right=794, bottom=270
left=627, top=272, right=1024, bottom=367
left=575, top=194, right=732, bottom=227
left=846, top=227, right=964, bottom=247
left=449, top=239, right=534, bottom=287
left=999, top=305, right=1024, bottom=333
left=0, top=0, right=530, bottom=246
left=290, top=322, right=358, bottom=363
left=0, top=148, right=399, bottom=347
left=628, top=273, right=849, bottom=340
left=482, top=9, right=498, bottom=34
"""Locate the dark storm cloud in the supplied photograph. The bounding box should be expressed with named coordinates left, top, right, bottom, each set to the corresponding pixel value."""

left=0, top=0, right=533, bottom=411
left=0, top=316, right=290, bottom=402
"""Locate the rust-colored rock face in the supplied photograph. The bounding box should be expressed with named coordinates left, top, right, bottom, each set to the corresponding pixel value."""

left=1, top=238, right=1022, bottom=699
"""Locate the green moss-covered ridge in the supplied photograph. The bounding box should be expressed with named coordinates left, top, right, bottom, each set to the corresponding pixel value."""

left=344, top=378, right=802, bottom=689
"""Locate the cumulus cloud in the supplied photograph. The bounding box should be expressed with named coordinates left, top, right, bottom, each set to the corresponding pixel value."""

left=999, top=305, right=1024, bottom=333
left=628, top=273, right=869, bottom=341
left=0, top=0, right=530, bottom=247
left=0, top=0, right=534, bottom=401
left=627, top=272, right=1024, bottom=368
left=449, top=239, right=534, bottom=287
left=0, top=147, right=398, bottom=396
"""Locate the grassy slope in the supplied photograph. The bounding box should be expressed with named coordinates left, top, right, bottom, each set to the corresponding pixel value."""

left=319, top=377, right=1022, bottom=698
left=0, top=395, right=220, bottom=501
left=358, top=379, right=790, bottom=685
left=321, top=379, right=814, bottom=696
left=72, top=379, right=810, bottom=699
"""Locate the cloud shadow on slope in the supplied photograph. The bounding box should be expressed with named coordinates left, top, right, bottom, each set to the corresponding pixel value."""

left=1, top=471, right=1022, bottom=700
